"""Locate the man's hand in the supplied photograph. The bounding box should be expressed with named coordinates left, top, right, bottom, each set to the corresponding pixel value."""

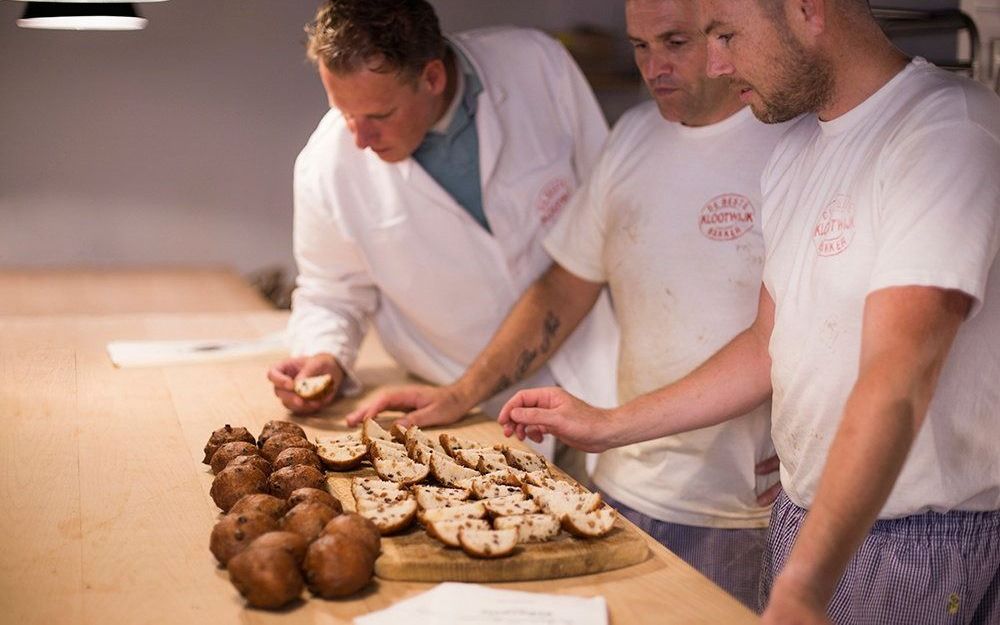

left=267, top=353, right=344, bottom=415
left=761, top=575, right=833, bottom=625
left=344, top=384, right=473, bottom=428
left=497, top=387, right=618, bottom=452
left=756, top=454, right=782, bottom=506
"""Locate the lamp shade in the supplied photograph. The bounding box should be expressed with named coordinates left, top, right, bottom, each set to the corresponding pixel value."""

left=16, top=2, right=154, bottom=30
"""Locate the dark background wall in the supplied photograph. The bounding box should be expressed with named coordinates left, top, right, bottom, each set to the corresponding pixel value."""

left=0, top=0, right=966, bottom=280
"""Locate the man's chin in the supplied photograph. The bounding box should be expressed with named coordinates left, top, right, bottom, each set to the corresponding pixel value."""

left=654, top=101, right=685, bottom=124
left=748, top=100, right=799, bottom=125
left=372, top=149, right=405, bottom=163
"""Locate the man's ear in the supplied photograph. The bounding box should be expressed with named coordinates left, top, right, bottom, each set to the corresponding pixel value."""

left=789, top=0, right=827, bottom=38
left=421, top=58, right=448, bottom=96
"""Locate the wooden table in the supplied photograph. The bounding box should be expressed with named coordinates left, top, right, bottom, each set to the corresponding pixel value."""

left=0, top=267, right=271, bottom=315
left=0, top=308, right=758, bottom=624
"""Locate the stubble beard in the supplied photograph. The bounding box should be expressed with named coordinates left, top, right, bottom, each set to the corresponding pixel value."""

left=752, top=31, right=834, bottom=123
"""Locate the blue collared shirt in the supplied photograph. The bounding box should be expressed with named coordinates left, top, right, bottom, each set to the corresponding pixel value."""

left=412, top=46, right=488, bottom=232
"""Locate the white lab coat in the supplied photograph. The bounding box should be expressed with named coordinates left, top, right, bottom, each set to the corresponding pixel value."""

left=288, top=27, right=619, bottom=413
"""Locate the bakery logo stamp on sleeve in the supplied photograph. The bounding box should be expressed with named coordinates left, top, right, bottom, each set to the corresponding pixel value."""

left=812, top=195, right=856, bottom=257
left=537, top=177, right=572, bottom=226
left=699, top=193, right=755, bottom=241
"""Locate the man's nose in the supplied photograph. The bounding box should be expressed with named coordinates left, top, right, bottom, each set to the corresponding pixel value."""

left=352, top=120, right=377, bottom=149
left=643, top=52, right=673, bottom=82
left=706, top=45, right=734, bottom=79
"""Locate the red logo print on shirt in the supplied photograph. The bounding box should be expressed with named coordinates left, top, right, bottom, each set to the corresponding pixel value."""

left=813, top=195, right=856, bottom=257
left=537, top=177, right=572, bottom=226
left=699, top=194, right=755, bottom=241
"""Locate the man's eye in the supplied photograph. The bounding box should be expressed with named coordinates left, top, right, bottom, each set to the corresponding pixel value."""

left=717, top=33, right=734, bottom=44
left=669, top=39, right=689, bottom=47
left=631, top=42, right=647, bottom=51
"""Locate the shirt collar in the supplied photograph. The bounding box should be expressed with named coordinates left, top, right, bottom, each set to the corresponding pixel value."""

left=428, top=43, right=483, bottom=137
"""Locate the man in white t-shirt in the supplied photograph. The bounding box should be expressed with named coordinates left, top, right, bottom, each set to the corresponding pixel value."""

left=348, top=0, right=789, bottom=607
left=500, top=0, right=1000, bottom=623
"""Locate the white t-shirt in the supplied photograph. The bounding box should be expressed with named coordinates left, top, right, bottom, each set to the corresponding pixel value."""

left=545, top=102, right=791, bottom=528
left=763, top=59, right=1000, bottom=518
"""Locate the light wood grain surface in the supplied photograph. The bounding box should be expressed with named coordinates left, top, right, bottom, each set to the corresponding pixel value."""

left=0, top=306, right=759, bottom=624
left=0, top=267, right=271, bottom=315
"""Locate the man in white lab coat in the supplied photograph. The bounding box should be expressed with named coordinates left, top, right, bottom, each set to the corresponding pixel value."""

left=267, top=0, right=618, bottom=473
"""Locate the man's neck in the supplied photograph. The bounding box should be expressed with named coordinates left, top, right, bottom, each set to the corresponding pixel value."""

left=682, top=94, right=746, bottom=128
left=431, top=49, right=459, bottom=128
left=818, top=26, right=910, bottom=121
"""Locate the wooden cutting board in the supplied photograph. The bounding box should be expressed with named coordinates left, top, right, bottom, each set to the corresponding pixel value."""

left=327, top=468, right=650, bottom=583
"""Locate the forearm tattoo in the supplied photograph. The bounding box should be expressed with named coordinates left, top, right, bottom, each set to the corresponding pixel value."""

left=490, top=311, right=562, bottom=397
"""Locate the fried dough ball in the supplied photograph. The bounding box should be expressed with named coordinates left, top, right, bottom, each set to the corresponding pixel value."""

left=227, top=454, right=273, bottom=477
left=209, top=441, right=260, bottom=474
left=247, top=531, right=309, bottom=565
left=303, top=533, right=375, bottom=598
left=228, top=545, right=304, bottom=609
left=258, top=420, right=307, bottom=448
left=268, top=465, right=326, bottom=500
left=211, top=465, right=268, bottom=512
left=272, top=447, right=323, bottom=472
left=281, top=502, right=340, bottom=543
left=260, top=433, right=317, bottom=463
left=228, top=493, right=288, bottom=520
left=203, top=424, right=255, bottom=464
left=209, top=511, right=278, bottom=566
left=288, top=488, right=343, bottom=514
left=322, top=512, right=381, bottom=558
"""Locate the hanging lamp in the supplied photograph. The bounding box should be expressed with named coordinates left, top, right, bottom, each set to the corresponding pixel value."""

left=15, top=0, right=168, bottom=31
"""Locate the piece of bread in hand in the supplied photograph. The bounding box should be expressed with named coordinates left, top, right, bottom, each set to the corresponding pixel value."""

left=315, top=437, right=368, bottom=470
left=561, top=506, right=617, bottom=538
left=429, top=453, right=480, bottom=487
left=371, top=455, right=429, bottom=485
left=483, top=493, right=539, bottom=517
left=357, top=497, right=418, bottom=535
left=494, top=513, right=561, bottom=543
left=458, top=527, right=518, bottom=559
left=425, top=518, right=491, bottom=548
left=294, top=374, right=333, bottom=399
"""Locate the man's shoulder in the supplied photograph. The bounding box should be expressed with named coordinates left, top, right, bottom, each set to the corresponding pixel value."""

left=296, top=109, right=356, bottom=178
left=451, top=26, right=562, bottom=55
left=905, top=62, right=1000, bottom=138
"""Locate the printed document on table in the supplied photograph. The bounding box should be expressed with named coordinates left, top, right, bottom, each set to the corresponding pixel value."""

left=353, top=582, right=608, bottom=625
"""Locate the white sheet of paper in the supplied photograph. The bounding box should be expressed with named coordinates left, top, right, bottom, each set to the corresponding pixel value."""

left=106, top=331, right=287, bottom=368
left=354, top=583, right=608, bottom=625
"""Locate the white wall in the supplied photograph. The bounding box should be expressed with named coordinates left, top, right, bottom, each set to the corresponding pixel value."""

left=0, top=0, right=626, bottom=278
left=0, top=0, right=973, bottom=280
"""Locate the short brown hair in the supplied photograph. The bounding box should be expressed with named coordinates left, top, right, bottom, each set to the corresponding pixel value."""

left=305, top=0, right=446, bottom=79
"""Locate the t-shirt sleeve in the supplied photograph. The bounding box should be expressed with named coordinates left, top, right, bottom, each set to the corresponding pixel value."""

left=870, top=121, right=1000, bottom=318
left=543, top=140, right=613, bottom=283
